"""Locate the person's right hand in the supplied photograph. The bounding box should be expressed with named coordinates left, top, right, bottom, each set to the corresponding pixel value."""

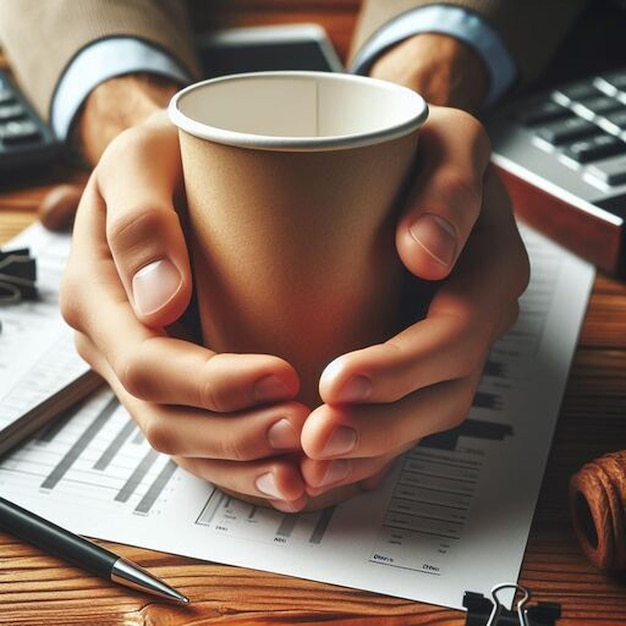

left=60, top=109, right=313, bottom=513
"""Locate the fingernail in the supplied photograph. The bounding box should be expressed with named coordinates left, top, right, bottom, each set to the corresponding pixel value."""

left=255, top=472, right=284, bottom=500
left=335, top=375, right=371, bottom=403
left=409, top=213, right=457, bottom=267
left=267, top=419, right=299, bottom=450
left=271, top=499, right=301, bottom=513
left=254, top=375, right=292, bottom=403
left=132, top=259, right=182, bottom=316
left=321, top=426, right=357, bottom=457
left=319, top=459, right=351, bottom=487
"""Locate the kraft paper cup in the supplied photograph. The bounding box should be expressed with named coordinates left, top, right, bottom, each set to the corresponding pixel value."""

left=169, top=71, right=428, bottom=408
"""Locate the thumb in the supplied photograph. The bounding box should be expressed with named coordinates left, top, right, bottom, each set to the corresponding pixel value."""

left=395, top=107, right=490, bottom=281
left=95, top=117, right=193, bottom=328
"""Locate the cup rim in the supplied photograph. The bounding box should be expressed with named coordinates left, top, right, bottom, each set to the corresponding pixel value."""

left=168, top=70, right=428, bottom=152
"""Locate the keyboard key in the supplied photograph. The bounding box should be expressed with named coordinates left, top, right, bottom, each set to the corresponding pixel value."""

left=514, top=99, right=570, bottom=126
left=0, top=68, right=59, bottom=171
left=0, top=103, right=27, bottom=122
left=586, top=155, right=626, bottom=186
left=0, top=89, right=15, bottom=106
left=594, top=70, right=626, bottom=99
left=571, top=95, right=623, bottom=119
left=598, top=110, right=626, bottom=135
left=562, top=134, right=626, bottom=163
left=535, top=117, right=598, bottom=145
left=551, top=82, right=601, bottom=105
left=0, top=119, right=42, bottom=145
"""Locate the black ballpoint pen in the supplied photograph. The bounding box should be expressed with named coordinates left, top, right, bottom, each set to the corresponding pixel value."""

left=0, top=496, right=189, bottom=604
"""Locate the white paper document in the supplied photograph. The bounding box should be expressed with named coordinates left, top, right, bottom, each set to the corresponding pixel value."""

left=0, top=224, right=98, bottom=453
left=0, top=225, right=595, bottom=611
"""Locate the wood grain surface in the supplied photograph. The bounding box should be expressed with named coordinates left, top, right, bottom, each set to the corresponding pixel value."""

left=1, top=3, right=626, bottom=624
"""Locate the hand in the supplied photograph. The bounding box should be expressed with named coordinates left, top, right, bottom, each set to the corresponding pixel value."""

left=296, top=32, right=530, bottom=500
left=369, top=33, right=488, bottom=111
left=60, top=82, right=313, bottom=513
left=299, top=106, right=529, bottom=500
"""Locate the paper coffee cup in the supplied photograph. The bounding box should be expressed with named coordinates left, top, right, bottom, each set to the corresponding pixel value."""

left=169, top=71, right=428, bottom=407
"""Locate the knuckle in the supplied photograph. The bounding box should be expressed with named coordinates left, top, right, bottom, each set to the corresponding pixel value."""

left=442, top=411, right=468, bottom=435
left=59, top=286, right=81, bottom=331
left=378, top=431, right=404, bottom=456
left=197, top=376, right=230, bottom=413
left=105, top=204, right=169, bottom=256
left=100, top=125, right=152, bottom=168
left=458, top=393, right=475, bottom=426
left=447, top=386, right=478, bottom=430
left=438, top=166, right=482, bottom=213
left=445, top=108, right=491, bottom=154
left=218, top=436, right=254, bottom=462
left=467, top=113, right=490, bottom=150
left=141, top=415, right=176, bottom=454
left=458, top=340, right=489, bottom=375
left=443, top=308, right=494, bottom=374
left=197, top=353, right=236, bottom=412
left=114, top=349, right=154, bottom=399
left=506, top=301, right=522, bottom=331
left=59, top=265, right=91, bottom=332
left=73, top=333, right=96, bottom=369
left=514, top=251, right=532, bottom=296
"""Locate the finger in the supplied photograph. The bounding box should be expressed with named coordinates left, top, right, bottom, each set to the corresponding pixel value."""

left=83, top=341, right=308, bottom=509
left=38, top=183, right=84, bottom=231
left=301, top=451, right=397, bottom=494
left=64, top=183, right=300, bottom=413
left=319, top=168, right=528, bottom=407
left=318, top=314, right=491, bottom=406
left=88, top=342, right=307, bottom=465
left=95, top=113, right=193, bottom=327
left=127, top=393, right=309, bottom=462
left=302, top=375, right=479, bottom=461
left=427, top=167, right=530, bottom=327
left=75, top=323, right=299, bottom=409
left=396, top=106, right=491, bottom=280
left=71, top=302, right=300, bottom=411
left=175, top=455, right=307, bottom=508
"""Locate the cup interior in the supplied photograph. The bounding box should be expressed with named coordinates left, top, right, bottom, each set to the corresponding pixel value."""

left=169, top=71, right=428, bottom=150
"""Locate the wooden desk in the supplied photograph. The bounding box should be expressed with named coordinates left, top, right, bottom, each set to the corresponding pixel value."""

left=1, top=3, right=626, bottom=624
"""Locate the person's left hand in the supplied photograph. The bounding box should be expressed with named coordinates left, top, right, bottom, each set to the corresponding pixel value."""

left=298, top=105, right=530, bottom=501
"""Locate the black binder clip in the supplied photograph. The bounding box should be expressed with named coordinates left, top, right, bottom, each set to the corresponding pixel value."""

left=463, top=582, right=561, bottom=626
left=0, top=247, right=38, bottom=303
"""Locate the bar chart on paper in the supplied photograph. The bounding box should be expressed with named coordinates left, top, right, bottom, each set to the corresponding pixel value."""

left=0, top=393, right=179, bottom=515
left=0, top=225, right=595, bottom=610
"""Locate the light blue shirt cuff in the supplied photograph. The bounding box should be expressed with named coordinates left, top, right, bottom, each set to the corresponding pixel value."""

left=350, top=4, right=517, bottom=108
left=51, top=37, right=193, bottom=141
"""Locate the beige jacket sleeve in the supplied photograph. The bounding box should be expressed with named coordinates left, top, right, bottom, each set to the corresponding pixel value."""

left=0, top=0, right=202, bottom=121
left=352, top=0, right=588, bottom=88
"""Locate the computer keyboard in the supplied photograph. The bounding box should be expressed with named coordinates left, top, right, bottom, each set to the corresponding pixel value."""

left=0, top=68, right=59, bottom=174
left=485, top=67, right=626, bottom=277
